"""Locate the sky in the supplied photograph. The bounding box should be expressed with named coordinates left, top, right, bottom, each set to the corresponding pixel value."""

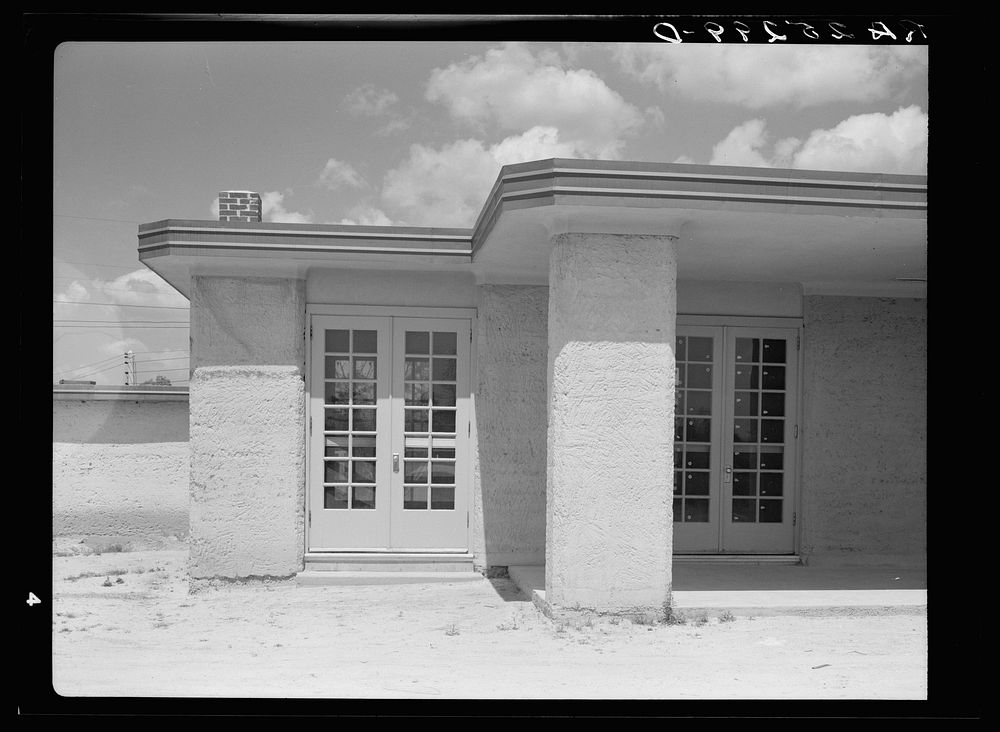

left=52, top=38, right=928, bottom=386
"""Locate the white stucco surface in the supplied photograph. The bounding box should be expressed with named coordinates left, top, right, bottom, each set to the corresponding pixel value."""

left=800, top=296, right=926, bottom=564
left=191, top=276, right=306, bottom=369
left=472, top=285, right=548, bottom=567
left=189, top=366, right=305, bottom=580
left=546, top=233, right=677, bottom=615
left=53, top=399, right=189, bottom=537
left=307, top=268, right=477, bottom=308
left=677, top=280, right=803, bottom=317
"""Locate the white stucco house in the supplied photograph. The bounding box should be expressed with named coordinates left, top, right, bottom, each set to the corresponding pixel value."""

left=137, top=159, right=926, bottom=618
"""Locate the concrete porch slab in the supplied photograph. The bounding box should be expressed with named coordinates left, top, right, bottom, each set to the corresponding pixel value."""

left=508, top=563, right=927, bottom=618
left=296, top=570, right=485, bottom=587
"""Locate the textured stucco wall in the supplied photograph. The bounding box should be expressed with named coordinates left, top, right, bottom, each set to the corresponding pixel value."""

left=546, top=233, right=677, bottom=614
left=189, top=275, right=307, bottom=579
left=53, top=400, right=189, bottom=537
left=189, top=366, right=305, bottom=578
left=801, top=296, right=926, bottom=565
left=191, top=276, right=306, bottom=370
left=472, top=285, right=548, bottom=567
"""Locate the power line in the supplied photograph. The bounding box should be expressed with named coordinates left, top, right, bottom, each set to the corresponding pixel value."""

left=72, top=362, right=127, bottom=380
left=52, top=353, right=122, bottom=376
left=54, top=214, right=144, bottom=224
left=54, top=349, right=191, bottom=375
left=136, top=356, right=189, bottom=365
left=53, top=356, right=121, bottom=379
left=53, top=299, right=189, bottom=310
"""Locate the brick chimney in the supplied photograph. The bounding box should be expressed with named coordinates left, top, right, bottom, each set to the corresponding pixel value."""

left=218, top=191, right=262, bottom=222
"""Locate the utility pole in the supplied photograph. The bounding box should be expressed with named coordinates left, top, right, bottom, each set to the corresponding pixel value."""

left=124, top=350, right=134, bottom=385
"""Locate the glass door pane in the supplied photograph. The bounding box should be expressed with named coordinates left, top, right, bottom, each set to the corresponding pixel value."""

left=721, top=328, right=797, bottom=553
left=309, top=316, right=392, bottom=550
left=390, top=317, right=471, bottom=551
left=672, top=326, right=724, bottom=553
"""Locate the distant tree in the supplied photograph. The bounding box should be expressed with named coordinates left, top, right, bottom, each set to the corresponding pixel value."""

left=141, top=375, right=172, bottom=386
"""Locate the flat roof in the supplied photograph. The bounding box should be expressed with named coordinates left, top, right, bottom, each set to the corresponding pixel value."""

left=138, top=159, right=927, bottom=297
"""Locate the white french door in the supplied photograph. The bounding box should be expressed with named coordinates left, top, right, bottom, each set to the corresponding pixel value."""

left=308, top=314, right=471, bottom=552
left=673, top=325, right=799, bottom=554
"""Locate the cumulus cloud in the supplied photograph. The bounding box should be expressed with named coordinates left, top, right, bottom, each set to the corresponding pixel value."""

left=382, top=139, right=497, bottom=227
left=381, top=126, right=593, bottom=227
left=789, top=106, right=927, bottom=174
left=344, top=84, right=399, bottom=116
left=490, top=126, right=583, bottom=165
left=375, top=118, right=411, bottom=136
left=613, top=45, right=927, bottom=109
left=317, top=158, right=367, bottom=190
left=709, top=119, right=782, bottom=168
left=56, top=268, right=188, bottom=309
left=426, top=42, right=644, bottom=159
left=708, top=106, right=928, bottom=174
left=56, top=280, right=91, bottom=303
left=261, top=190, right=313, bottom=224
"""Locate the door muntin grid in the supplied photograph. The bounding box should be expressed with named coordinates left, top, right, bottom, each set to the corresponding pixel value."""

left=730, top=336, right=788, bottom=525
left=322, top=328, right=381, bottom=511
left=673, top=334, right=714, bottom=524
left=402, top=330, right=457, bottom=511
left=673, top=324, right=798, bottom=554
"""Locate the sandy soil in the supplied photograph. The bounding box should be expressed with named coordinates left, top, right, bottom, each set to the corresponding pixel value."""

left=51, top=540, right=927, bottom=699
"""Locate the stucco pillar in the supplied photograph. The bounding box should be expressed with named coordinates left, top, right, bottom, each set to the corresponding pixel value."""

left=546, top=233, right=677, bottom=616
left=188, top=276, right=306, bottom=581
left=472, top=285, right=549, bottom=569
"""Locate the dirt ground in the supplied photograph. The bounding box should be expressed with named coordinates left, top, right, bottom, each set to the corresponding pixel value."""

left=50, top=538, right=927, bottom=700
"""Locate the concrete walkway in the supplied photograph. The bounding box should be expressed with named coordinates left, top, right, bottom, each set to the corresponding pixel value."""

left=509, top=562, right=927, bottom=618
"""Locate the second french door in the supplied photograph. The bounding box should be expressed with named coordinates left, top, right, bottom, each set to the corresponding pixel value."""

left=673, top=324, right=799, bottom=554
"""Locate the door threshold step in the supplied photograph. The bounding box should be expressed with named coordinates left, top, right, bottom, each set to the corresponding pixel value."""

left=297, top=570, right=483, bottom=587
left=674, top=555, right=802, bottom=565
left=304, top=552, right=475, bottom=573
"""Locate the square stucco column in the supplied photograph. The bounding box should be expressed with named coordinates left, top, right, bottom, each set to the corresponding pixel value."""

left=188, top=276, right=306, bottom=581
left=546, top=233, right=677, bottom=616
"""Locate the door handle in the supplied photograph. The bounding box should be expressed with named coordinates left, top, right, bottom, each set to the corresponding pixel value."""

left=724, top=465, right=732, bottom=483
left=393, top=453, right=399, bottom=473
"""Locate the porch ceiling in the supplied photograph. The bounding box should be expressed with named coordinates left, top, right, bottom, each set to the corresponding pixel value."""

left=470, top=160, right=927, bottom=296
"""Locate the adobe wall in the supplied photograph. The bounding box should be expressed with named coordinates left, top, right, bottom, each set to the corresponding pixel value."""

left=189, top=366, right=305, bottom=579
left=188, top=276, right=306, bottom=580
left=800, top=296, right=926, bottom=565
left=190, top=275, right=306, bottom=370
left=52, top=398, right=189, bottom=537
left=471, top=285, right=549, bottom=568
